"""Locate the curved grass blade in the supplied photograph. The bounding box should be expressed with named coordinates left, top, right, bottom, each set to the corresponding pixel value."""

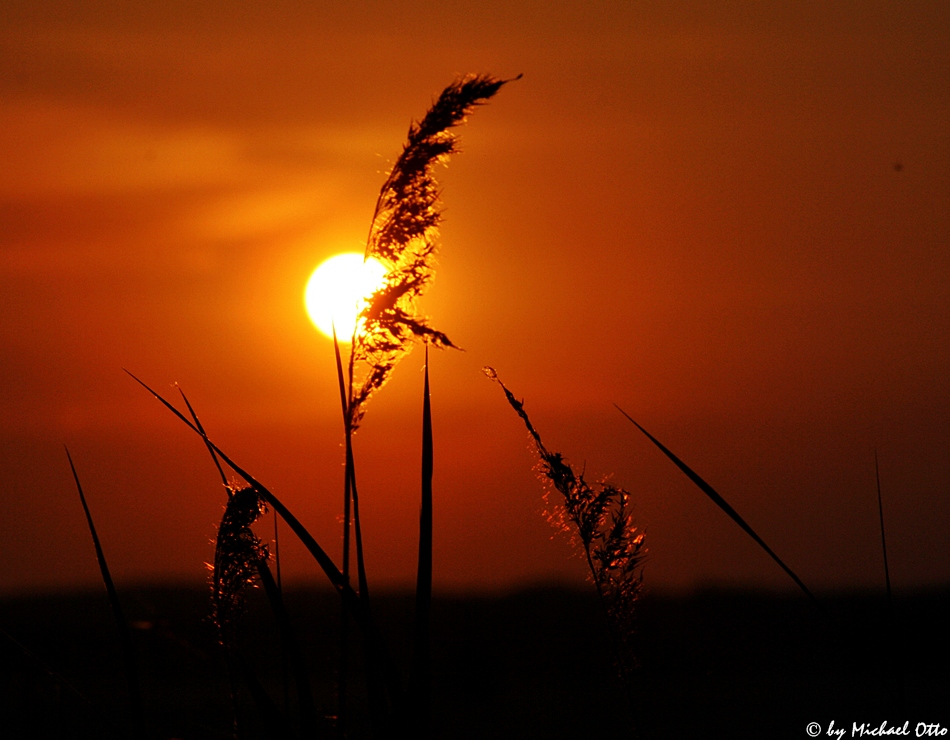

left=613, top=404, right=822, bottom=611
left=65, top=447, right=145, bottom=735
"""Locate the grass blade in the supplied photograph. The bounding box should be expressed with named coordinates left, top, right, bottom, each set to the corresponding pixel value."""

left=334, top=329, right=370, bottom=607
left=332, top=326, right=353, bottom=738
left=874, top=451, right=892, bottom=602
left=874, top=451, right=905, bottom=712
left=335, top=326, right=392, bottom=737
left=65, top=447, right=145, bottom=735
left=411, top=346, right=433, bottom=737
left=614, top=405, right=822, bottom=611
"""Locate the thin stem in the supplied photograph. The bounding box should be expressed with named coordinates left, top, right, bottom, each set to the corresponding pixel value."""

left=333, top=327, right=352, bottom=738
left=334, top=329, right=377, bottom=732
left=875, top=451, right=892, bottom=602
left=874, top=451, right=904, bottom=712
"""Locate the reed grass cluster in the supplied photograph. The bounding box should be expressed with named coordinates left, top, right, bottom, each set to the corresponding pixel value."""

left=127, top=74, right=516, bottom=739
left=3, top=70, right=912, bottom=740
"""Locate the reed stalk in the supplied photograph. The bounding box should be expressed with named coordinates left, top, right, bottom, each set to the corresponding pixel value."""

left=486, top=370, right=645, bottom=733
left=179, top=388, right=317, bottom=738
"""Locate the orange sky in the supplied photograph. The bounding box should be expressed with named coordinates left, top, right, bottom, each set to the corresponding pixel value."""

left=1, top=1, right=948, bottom=595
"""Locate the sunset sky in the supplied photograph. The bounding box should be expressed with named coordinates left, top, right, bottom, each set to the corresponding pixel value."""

left=1, top=1, right=948, bottom=596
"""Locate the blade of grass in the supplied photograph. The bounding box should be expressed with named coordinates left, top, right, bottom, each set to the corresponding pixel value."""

left=65, top=447, right=145, bottom=735
left=179, top=387, right=316, bottom=738
left=614, top=405, right=822, bottom=611
left=332, top=327, right=353, bottom=738
left=411, top=345, right=433, bottom=738
left=874, top=451, right=892, bottom=603
left=874, top=451, right=905, bottom=712
left=334, top=334, right=370, bottom=605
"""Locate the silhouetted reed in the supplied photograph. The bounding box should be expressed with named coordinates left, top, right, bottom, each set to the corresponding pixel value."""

left=331, top=73, right=516, bottom=736
left=210, top=483, right=269, bottom=650
left=121, top=75, right=517, bottom=738
left=346, top=73, right=518, bottom=427
left=485, top=368, right=646, bottom=723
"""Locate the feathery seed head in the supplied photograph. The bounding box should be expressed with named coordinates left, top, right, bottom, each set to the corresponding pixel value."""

left=345, top=75, right=517, bottom=427
left=486, top=367, right=646, bottom=683
left=211, top=483, right=269, bottom=647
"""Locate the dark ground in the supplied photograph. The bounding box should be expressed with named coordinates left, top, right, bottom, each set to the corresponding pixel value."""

left=1, top=584, right=947, bottom=739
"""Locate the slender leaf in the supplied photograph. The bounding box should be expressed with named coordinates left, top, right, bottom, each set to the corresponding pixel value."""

left=614, top=405, right=822, bottom=611
left=411, top=346, right=433, bottom=737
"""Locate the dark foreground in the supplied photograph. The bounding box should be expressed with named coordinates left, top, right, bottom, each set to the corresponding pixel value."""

left=1, top=585, right=947, bottom=739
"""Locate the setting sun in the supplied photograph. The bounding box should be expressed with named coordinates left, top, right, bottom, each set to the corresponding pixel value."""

left=304, top=252, right=388, bottom=340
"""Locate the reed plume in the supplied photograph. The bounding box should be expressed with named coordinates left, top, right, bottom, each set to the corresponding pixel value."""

left=211, top=483, right=270, bottom=648
left=485, top=368, right=646, bottom=705
left=345, top=73, right=518, bottom=428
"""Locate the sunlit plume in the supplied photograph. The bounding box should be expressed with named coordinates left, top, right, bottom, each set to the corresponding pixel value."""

left=304, top=252, right=388, bottom=341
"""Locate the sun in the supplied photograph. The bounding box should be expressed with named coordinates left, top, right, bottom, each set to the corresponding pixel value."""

left=304, top=252, right=388, bottom=341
